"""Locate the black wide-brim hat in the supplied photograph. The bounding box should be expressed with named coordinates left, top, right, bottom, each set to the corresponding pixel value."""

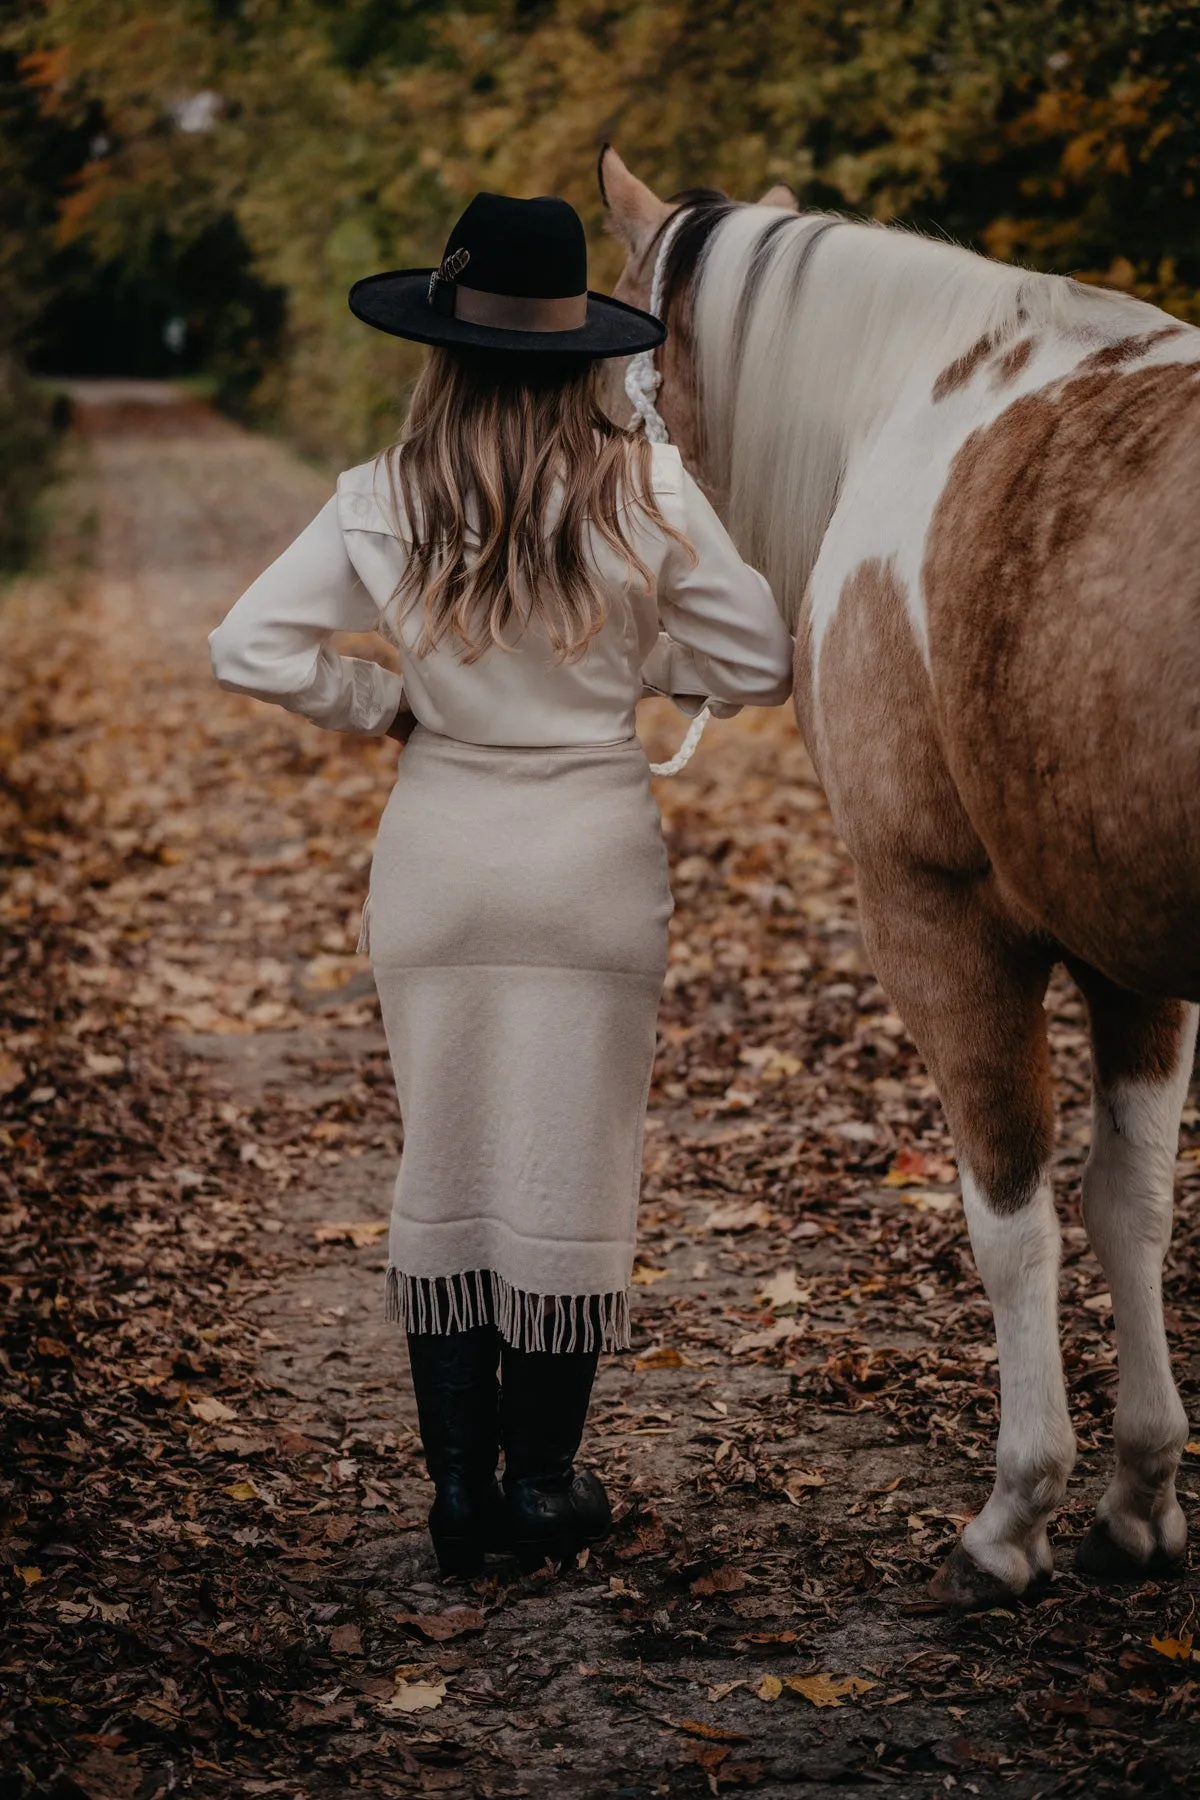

left=349, top=192, right=666, bottom=358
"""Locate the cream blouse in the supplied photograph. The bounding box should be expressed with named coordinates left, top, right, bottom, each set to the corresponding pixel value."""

left=208, top=442, right=793, bottom=745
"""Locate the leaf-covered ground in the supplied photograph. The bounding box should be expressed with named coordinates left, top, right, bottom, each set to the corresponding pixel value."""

left=2, top=389, right=1198, bottom=1799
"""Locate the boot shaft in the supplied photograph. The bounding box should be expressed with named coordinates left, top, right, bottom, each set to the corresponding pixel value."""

left=406, top=1324, right=500, bottom=1488
left=499, top=1344, right=599, bottom=1485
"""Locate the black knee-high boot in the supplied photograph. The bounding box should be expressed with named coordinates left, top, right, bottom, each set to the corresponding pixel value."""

left=406, top=1325, right=504, bottom=1578
left=499, top=1343, right=612, bottom=1572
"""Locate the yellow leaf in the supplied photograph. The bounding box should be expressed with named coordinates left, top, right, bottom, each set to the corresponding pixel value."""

left=382, top=1677, right=447, bottom=1713
left=301, top=954, right=360, bottom=992
left=634, top=1346, right=689, bottom=1371
left=631, top=1261, right=671, bottom=1286
left=224, top=1480, right=259, bottom=1502
left=1150, top=1632, right=1193, bottom=1661
left=14, top=1565, right=43, bottom=1587
left=782, top=1673, right=879, bottom=1708
left=314, top=1219, right=388, bottom=1247
left=1184, top=1441, right=1200, bottom=1456
left=756, top=1674, right=783, bottom=1701
left=673, top=1719, right=749, bottom=1743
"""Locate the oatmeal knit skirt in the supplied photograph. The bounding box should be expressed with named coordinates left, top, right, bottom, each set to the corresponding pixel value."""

left=364, top=726, right=672, bottom=1353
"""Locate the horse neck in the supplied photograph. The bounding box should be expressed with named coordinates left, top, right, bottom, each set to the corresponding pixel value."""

left=692, top=207, right=1063, bottom=628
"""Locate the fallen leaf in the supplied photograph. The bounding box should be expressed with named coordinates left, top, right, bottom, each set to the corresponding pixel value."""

left=784, top=1469, right=825, bottom=1503
left=289, top=1696, right=359, bottom=1730
left=393, top=1607, right=484, bottom=1641
left=329, top=1622, right=363, bottom=1655
left=756, top=1674, right=783, bottom=1701
left=188, top=1395, right=237, bottom=1424
left=36, top=1337, right=69, bottom=1359
left=631, top=1261, right=671, bottom=1286
left=900, top=1189, right=958, bottom=1215
left=69, top=1748, right=141, bottom=1799
left=84, top=1051, right=125, bottom=1076
left=673, top=1719, right=750, bottom=1744
left=691, top=1566, right=749, bottom=1596
left=732, top=1317, right=805, bottom=1355
left=754, top=1268, right=809, bottom=1312
left=0, top=1051, right=25, bottom=1097
left=681, top=1741, right=731, bottom=1772
left=1150, top=1632, right=1193, bottom=1661
left=381, top=1677, right=447, bottom=1714
left=634, top=1346, right=690, bottom=1371
left=223, top=1480, right=259, bottom=1501
left=14, top=1566, right=43, bottom=1587
left=301, top=955, right=360, bottom=992
left=782, top=1673, right=879, bottom=1708
left=314, top=1219, right=389, bottom=1247
left=707, top=1200, right=774, bottom=1233
left=882, top=1147, right=957, bottom=1187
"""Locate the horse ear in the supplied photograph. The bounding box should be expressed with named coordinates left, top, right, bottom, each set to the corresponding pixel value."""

left=758, top=182, right=800, bottom=212
left=598, top=143, right=672, bottom=252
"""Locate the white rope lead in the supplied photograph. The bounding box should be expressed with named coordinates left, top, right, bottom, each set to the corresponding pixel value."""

left=648, top=704, right=710, bottom=777
left=628, top=212, right=711, bottom=778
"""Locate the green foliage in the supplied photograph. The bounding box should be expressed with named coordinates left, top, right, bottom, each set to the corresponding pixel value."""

left=5, top=0, right=1200, bottom=469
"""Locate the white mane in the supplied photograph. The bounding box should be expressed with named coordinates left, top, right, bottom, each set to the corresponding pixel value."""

left=691, top=205, right=1147, bottom=628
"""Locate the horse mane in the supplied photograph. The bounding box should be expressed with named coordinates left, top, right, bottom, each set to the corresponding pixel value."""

left=668, top=200, right=1147, bottom=629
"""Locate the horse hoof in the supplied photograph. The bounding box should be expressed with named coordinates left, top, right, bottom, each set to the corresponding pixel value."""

left=928, top=1541, right=1027, bottom=1612
left=1075, top=1519, right=1184, bottom=1581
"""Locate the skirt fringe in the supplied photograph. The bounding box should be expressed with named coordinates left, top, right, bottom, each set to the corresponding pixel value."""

left=384, top=1265, right=631, bottom=1354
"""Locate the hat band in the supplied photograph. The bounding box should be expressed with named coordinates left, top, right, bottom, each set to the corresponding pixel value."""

left=452, top=285, right=588, bottom=332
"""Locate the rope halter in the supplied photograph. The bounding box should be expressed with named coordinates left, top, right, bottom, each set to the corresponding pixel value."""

left=625, top=212, right=711, bottom=778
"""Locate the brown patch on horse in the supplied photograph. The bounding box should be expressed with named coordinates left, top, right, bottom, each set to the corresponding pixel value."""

left=1067, top=962, right=1189, bottom=1090
left=813, top=559, right=985, bottom=876
left=933, top=334, right=994, bottom=403
left=1076, top=326, right=1185, bottom=375
left=993, top=338, right=1034, bottom=387
left=923, top=358, right=1200, bottom=998
left=811, top=558, right=1052, bottom=1211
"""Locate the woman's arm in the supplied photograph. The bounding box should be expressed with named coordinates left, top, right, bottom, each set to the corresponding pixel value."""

left=655, top=465, right=794, bottom=709
left=208, top=496, right=405, bottom=736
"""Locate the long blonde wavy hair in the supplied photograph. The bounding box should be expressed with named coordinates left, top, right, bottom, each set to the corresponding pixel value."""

left=383, top=349, right=687, bottom=664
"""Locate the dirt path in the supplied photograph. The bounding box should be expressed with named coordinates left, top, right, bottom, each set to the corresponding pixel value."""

left=3, top=391, right=1198, bottom=1799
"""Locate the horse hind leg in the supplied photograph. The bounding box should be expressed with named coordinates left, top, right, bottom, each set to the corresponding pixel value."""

left=1068, top=966, right=1197, bottom=1578
left=858, top=871, right=1075, bottom=1608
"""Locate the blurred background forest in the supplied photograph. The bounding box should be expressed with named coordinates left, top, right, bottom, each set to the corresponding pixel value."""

left=2, top=0, right=1200, bottom=567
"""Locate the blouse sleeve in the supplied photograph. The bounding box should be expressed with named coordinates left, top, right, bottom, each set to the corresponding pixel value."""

left=654, top=461, right=794, bottom=709
left=207, top=496, right=405, bottom=736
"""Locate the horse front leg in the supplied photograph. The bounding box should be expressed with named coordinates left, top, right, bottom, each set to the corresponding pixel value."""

left=1068, top=966, right=1196, bottom=1577
left=858, top=869, right=1075, bottom=1608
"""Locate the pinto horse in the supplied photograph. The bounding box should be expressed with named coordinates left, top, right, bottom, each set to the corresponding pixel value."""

left=599, top=146, right=1200, bottom=1608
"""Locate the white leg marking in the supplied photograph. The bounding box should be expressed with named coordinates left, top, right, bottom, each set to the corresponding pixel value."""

left=1083, top=1006, right=1198, bottom=1565
left=960, top=1171, right=1076, bottom=1591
